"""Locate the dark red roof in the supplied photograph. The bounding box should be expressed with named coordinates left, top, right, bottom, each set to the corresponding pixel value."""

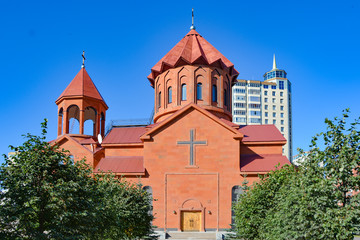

left=94, top=156, right=144, bottom=173
left=238, top=125, right=286, bottom=142
left=148, top=29, right=239, bottom=86
left=102, top=126, right=147, bottom=144
left=56, top=68, right=106, bottom=104
left=240, top=154, right=290, bottom=172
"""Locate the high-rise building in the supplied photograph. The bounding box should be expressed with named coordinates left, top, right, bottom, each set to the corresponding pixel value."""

left=232, top=55, right=292, bottom=160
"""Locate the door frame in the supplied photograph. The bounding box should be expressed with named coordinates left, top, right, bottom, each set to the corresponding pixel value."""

left=178, top=208, right=205, bottom=232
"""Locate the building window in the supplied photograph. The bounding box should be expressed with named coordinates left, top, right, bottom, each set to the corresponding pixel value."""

left=224, top=89, right=227, bottom=106
left=265, top=119, right=268, bottom=124
left=234, top=110, right=246, bottom=115
left=234, top=103, right=246, bottom=108
left=281, top=120, right=284, bottom=125
left=231, top=186, right=244, bottom=224
left=168, top=87, right=172, bottom=103
left=280, top=91, right=283, bottom=97
left=197, top=83, right=202, bottom=100
left=248, top=89, right=261, bottom=95
left=280, top=106, right=284, bottom=111
left=264, top=90, right=268, bottom=96
left=248, top=104, right=261, bottom=109
left=235, top=117, right=246, bottom=123
left=181, top=84, right=187, bottom=100
left=272, top=91, right=276, bottom=96
left=158, top=92, right=161, bottom=108
left=280, top=99, right=284, bottom=103
left=273, top=112, right=276, bottom=117
left=249, top=96, right=260, bottom=102
left=249, top=118, right=261, bottom=123
left=234, top=88, right=246, bottom=94
left=279, top=81, right=284, bottom=90
left=212, top=85, right=217, bottom=102
left=273, top=105, right=276, bottom=110
left=281, top=113, right=284, bottom=118
left=264, top=98, right=268, bottom=103
left=271, top=85, right=276, bottom=89
left=250, top=110, right=260, bottom=116
left=281, top=127, right=284, bottom=132
left=272, top=98, right=276, bottom=103
left=265, top=105, right=268, bottom=110
left=273, top=120, right=276, bottom=124
left=235, top=95, right=245, bottom=101
left=263, top=85, right=269, bottom=89
left=265, top=112, right=268, bottom=117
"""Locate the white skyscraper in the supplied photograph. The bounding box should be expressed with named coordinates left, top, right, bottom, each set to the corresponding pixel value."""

left=232, top=55, right=293, bottom=160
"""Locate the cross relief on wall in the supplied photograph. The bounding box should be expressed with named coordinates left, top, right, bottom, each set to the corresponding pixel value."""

left=177, top=129, right=207, bottom=166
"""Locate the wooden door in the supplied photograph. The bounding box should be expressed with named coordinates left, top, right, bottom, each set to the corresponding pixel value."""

left=181, top=211, right=201, bottom=231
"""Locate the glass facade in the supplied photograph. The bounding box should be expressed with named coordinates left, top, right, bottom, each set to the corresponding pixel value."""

left=264, top=70, right=286, bottom=80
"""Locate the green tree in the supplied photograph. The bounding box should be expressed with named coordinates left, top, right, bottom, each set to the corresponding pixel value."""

left=92, top=174, right=154, bottom=240
left=233, top=110, right=360, bottom=240
left=0, top=120, right=154, bottom=239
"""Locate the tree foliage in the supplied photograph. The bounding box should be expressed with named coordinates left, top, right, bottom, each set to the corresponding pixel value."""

left=0, top=119, right=154, bottom=240
left=233, top=109, right=360, bottom=240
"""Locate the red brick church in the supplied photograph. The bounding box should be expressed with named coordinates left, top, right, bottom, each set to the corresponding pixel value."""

left=52, top=26, right=290, bottom=232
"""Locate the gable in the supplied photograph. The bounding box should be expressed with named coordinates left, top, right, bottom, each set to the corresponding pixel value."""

left=141, top=105, right=242, bottom=171
left=141, top=104, right=243, bottom=141
left=51, top=135, right=96, bottom=166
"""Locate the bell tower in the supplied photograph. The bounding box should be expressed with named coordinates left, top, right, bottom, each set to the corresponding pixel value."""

left=55, top=53, right=108, bottom=138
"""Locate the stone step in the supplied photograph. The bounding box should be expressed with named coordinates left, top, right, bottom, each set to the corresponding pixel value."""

left=166, top=231, right=217, bottom=239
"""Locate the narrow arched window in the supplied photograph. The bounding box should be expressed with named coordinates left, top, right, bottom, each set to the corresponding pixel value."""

left=181, top=84, right=187, bottom=101
left=224, top=89, right=227, bottom=106
left=197, top=83, right=202, bottom=100
left=158, top=91, right=162, bottom=108
left=231, top=185, right=243, bottom=226
left=212, top=85, right=217, bottom=102
left=168, top=87, right=172, bottom=103
left=143, top=186, right=153, bottom=217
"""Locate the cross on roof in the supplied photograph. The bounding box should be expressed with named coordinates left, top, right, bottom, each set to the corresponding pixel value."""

left=81, top=51, right=86, bottom=68
left=177, top=129, right=206, bottom=165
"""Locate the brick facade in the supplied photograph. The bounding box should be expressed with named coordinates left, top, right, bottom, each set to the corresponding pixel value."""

left=51, top=27, right=291, bottom=232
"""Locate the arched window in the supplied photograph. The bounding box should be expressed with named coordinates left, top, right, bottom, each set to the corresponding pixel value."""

left=158, top=91, right=162, bottom=108
left=84, top=107, right=97, bottom=136
left=100, top=112, right=105, bottom=137
left=212, top=85, right=217, bottom=102
left=181, top=84, right=187, bottom=101
left=143, top=186, right=153, bottom=217
left=67, top=105, right=80, bottom=134
left=58, top=108, right=63, bottom=135
left=224, top=89, right=227, bottom=106
left=231, top=186, right=244, bottom=226
left=197, top=83, right=202, bottom=100
left=168, top=87, right=172, bottom=103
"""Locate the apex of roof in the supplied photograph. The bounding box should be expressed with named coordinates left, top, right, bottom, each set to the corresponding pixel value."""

left=56, top=68, right=106, bottom=104
left=147, top=29, right=239, bottom=86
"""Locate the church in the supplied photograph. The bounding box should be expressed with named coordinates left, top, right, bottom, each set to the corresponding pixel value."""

left=52, top=22, right=291, bottom=233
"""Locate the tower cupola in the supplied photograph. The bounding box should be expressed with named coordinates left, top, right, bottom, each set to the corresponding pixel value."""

left=55, top=61, right=108, bottom=138
left=263, top=54, right=287, bottom=80
left=148, top=28, right=239, bottom=123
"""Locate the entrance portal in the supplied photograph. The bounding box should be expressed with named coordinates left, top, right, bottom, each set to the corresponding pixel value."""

left=181, top=211, right=201, bottom=232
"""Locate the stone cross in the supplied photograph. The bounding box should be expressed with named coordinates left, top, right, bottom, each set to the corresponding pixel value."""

left=177, top=129, right=206, bottom=165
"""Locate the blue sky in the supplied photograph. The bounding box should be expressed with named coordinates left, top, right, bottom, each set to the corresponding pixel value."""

left=1, top=0, right=359, bottom=164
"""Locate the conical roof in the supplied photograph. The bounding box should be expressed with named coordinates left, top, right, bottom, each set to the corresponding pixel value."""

left=56, top=68, right=106, bottom=105
left=147, top=29, right=239, bottom=86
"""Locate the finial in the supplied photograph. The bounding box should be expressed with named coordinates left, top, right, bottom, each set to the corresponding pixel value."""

left=81, top=51, right=86, bottom=68
left=190, top=8, right=196, bottom=30
left=272, top=54, right=277, bottom=70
